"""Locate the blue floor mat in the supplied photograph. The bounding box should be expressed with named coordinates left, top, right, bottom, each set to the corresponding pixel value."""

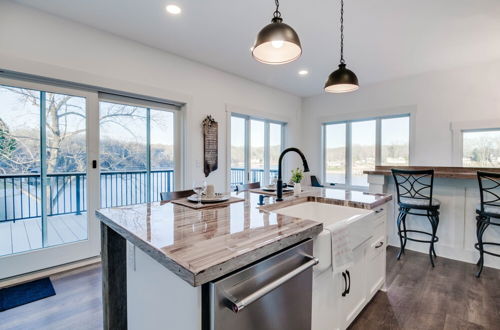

left=0, top=277, right=56, bottom=312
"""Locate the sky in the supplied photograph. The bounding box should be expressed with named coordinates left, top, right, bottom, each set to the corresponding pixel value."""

left=231, top=116, right=282, bottom=148
left=326, top=116, right=410, bottom=148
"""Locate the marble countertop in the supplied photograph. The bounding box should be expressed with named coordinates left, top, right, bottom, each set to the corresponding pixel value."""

left=96, top=187, right=391, bottom=286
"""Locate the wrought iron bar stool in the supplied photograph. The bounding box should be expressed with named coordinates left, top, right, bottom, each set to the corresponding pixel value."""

left=475, top=171, right=500, bottom=277
left=392, top=169, right=441, bottom=267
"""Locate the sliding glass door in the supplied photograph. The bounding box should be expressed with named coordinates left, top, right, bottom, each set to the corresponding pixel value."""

left=230, top=114, right=285, bottom=187
left=99, top=95, right=177, bottom=205
left=0, top=80, right=181, bottom=279
left=0, top=78, right=99, bottom=278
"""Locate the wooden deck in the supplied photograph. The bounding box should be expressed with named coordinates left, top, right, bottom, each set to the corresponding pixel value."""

left=0, top=213, right=87, bottom=256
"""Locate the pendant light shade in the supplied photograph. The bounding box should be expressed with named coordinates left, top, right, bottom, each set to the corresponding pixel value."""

left=252, top=1, right=302, bottom=65
left=324, top=0, right=359, bottom=93
left=324, top=63, right=359, bottom=93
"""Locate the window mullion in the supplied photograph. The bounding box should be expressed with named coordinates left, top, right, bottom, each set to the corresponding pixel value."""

left=146, top=108, right=151, bottom=202
left=321, top=124, right=326, bottom=184
left=40, top=91, right=48, bottom=248
left=264, top=121, right=270, bottom=186
left=244, top=117, right=251, bottom=184
left=346, top=122, right=353, bottom=189
left=375, top=118, right=382, bottom=166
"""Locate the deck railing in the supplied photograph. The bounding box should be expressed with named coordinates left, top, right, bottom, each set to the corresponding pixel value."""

left=1, top=168, right=280, bottom=222
left=0, top=169, right=174, bottom=222
left=230, top=168, right=279, bottom=186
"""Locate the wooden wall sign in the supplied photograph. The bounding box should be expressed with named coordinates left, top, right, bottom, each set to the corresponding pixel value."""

left=202, top=115, right=218, bottom=177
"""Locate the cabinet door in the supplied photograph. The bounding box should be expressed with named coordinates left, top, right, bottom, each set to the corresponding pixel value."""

left=366, top=233, right=386, bottom=299
left=340, top=243, right=367, bottom=328
left=312, top=271, right=343, bottom=330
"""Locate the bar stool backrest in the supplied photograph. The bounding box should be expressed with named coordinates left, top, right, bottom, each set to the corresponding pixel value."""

left=234, top=182, right=261, bottom=192
left=392, top=169, right=435, bottom=208
left=477, top=171, right=500, bottom=213
left=160, top=189, right=193, bottom=202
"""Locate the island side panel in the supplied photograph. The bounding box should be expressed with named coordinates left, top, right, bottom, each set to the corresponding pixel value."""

left=101, top=222, right=127, bottom=330
left=127, top=242, right=202, bottom=330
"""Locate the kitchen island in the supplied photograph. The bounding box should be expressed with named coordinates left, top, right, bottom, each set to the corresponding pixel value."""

left=96, top=187, right=391, bottom=330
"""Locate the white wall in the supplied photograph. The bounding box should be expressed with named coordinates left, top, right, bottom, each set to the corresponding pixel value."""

left=302, top=59, right=500, bottom=175
left=0, top=1, right=303, bottom=191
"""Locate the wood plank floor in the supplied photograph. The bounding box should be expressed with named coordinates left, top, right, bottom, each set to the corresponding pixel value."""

left=0, top=264, right=102, bottom=330
left=0, top=213, right=87, bottom=256
left=1, top=247, right=500, bottom=329
left=349, top=247, right=500, bottom=330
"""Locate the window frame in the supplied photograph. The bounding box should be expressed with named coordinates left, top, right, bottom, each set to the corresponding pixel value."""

left=323, top=113, right=411, bottom=191
left=0, top=75, right=101, bottom=278
left=452, top=124, right=500, bottom=168
left=0, top=72, right=186, bottom=279
left=98, top=93, right=182, bottom=201
left=229, top=112, right=286, bottom=187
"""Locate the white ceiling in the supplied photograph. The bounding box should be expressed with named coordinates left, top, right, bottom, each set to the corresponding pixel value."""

left=14, top=0, right=500, bottom=97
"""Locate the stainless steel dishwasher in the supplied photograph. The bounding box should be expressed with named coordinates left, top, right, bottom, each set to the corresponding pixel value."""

left=208, top=239, right=318, bottom=330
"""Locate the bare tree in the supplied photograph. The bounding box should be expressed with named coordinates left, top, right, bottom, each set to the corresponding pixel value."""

left=0, top=88, right=146, bottom=173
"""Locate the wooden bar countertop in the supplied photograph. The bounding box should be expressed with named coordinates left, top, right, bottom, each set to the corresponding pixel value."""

left=364, top=165, right=500, bottom=179
left=96, top=187, right=391, bottom=286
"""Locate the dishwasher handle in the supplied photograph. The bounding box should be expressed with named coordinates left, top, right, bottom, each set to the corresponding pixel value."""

left=225, top=255, right=319, bottom=313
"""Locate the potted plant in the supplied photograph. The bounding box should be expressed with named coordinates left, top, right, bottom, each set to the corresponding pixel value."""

left=291, top=168, right=304, bottom=196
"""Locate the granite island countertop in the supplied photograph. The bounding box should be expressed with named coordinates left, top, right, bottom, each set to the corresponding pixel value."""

left=96, top=187, right=391, bottom=287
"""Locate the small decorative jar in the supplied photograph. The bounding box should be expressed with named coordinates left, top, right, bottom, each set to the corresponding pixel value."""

left=293, top=182, right=302, bottom=196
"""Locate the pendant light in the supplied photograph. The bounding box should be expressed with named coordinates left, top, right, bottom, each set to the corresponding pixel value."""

left=324, top=0, right=359, bottom=93
left=252, top=0, right=302, bottom=65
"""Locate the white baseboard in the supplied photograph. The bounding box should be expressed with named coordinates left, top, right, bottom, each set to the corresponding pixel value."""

left=388, top=238, right=500, bottom=270
left=0, top=256, right=101, bottom=288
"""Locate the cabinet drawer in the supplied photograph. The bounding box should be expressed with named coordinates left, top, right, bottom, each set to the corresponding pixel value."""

left=371, top=207, right=387, bottom=228
left=367, top=223, right=386, bottom=261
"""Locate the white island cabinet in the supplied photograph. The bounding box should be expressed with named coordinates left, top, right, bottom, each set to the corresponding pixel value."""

left=312, top=206, right=387, bottom=330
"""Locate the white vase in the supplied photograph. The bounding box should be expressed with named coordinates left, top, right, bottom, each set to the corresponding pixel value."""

left=293, top=183, right=302, bottom=196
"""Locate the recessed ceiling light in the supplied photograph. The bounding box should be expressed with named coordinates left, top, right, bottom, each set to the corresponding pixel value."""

left=298, top=70, right=309, bottom=76
left=166, top=4, right=181, bottom=15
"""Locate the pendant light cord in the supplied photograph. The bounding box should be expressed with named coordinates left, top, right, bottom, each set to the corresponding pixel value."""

left=273, top=0, right=282, bottom=20
left=340, top=0, right=345, bottom=64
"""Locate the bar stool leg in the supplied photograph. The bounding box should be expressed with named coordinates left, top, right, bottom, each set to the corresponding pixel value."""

left=476, top=216, right=489, bottom=278
left=402, top=212, right=408, bottom=253
left=427, top=213, right=439, bottom=267
left=397, top=208, right=408, bottom=260
left=433, top=215, right=439, bottom=258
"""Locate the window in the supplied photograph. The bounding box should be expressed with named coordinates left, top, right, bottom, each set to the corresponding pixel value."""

left=462, top=129, right=500, bottom=167
left=250, top=119, right=265, bottom=182
left=324, top=114, right=410, bottom=189
left=230, top=114, right=285, bottom=187
left=99, top=95, right=178, bottom=207
left=351, top=120, right=376, bottom=187
left=381, top=116, right=410, bottom=166
left=325, top=123, right=346, bottom=184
